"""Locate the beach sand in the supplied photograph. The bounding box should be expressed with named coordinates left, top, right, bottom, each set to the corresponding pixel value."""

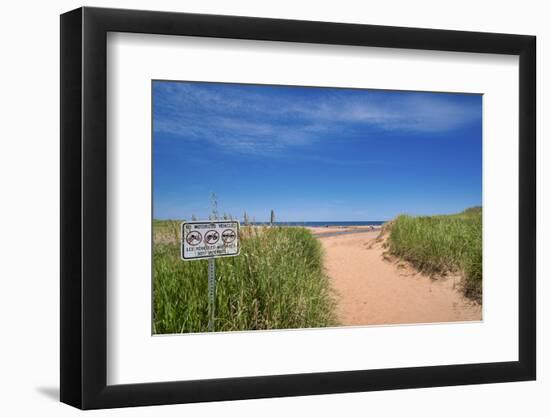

left=311, top=228, right=482, bottom=326
left=306, top=225, right=381, bottom=236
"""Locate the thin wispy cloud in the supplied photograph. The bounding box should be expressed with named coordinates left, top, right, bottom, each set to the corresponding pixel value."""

left=153, top=81, right=481, bottom=156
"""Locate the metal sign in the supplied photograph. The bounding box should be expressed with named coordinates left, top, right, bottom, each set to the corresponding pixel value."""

left=180, top=220, right=240, bottom=332
left=181, top=220, right=240, bottom=260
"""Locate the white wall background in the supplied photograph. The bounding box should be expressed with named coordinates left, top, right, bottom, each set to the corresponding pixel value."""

left=0, top=0, right=545, bottom=415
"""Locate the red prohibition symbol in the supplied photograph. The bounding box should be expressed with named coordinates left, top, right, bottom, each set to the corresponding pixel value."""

left=185, top=230, right=202, bottom=246
left=204, top=230, right=220, bottom=244
left=221, top=229, right=236, bottom=244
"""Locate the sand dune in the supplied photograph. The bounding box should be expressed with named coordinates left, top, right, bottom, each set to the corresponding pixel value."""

left=313, top=229, right=481, bottom=326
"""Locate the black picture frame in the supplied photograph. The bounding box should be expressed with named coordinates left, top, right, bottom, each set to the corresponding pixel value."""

left=60, top=6, right=536, bottom=410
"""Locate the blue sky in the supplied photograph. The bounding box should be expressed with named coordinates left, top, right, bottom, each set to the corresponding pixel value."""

left=153, top=81, right=482, bottom=221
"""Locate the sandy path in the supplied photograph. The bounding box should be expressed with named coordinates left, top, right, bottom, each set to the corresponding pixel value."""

left=317, top=231, right=481, bottom=326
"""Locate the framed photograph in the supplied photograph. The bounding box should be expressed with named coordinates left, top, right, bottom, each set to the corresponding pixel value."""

left=60, top=7, right=536, bottom=409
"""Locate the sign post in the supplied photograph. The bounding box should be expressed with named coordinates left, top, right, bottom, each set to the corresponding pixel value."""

left=207, top=258, right=216, bottom=332
left=181, top=220, right=240, bottom=332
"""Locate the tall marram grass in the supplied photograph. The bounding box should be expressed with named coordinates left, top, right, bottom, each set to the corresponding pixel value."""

left=387, top=207, right=482, bottom=301
left=153, top=224, right=337, bottom=334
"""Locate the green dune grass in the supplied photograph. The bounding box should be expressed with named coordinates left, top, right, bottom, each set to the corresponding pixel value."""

left=153, top=224, right=337, bottom=334
left=387, top=207, right=482, bottom=301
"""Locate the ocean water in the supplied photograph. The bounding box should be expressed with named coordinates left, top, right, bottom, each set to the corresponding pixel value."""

left=251, top=221, right=386, bottom=227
